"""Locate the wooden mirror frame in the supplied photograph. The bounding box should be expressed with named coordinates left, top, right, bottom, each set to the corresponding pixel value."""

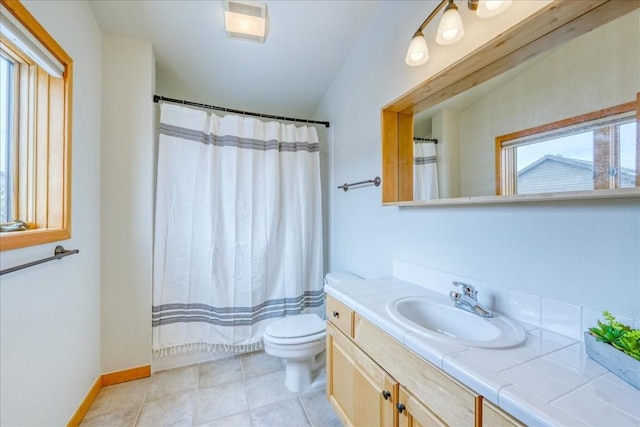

left=381, top=0, right=640, bottom=206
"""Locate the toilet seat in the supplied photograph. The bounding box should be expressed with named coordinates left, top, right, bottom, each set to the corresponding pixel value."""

left=264, top=313, right=326, bottom=345
left=264, top=330, right=326, bottom=346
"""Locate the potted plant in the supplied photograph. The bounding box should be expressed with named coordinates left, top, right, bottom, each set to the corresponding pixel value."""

left=585, top=311, right=640, bottom=390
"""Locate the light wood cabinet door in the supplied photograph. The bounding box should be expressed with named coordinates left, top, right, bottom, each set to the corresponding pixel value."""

left=482, top=400, right=525, bottom=427
left=397, top=386, right=447, bottom=427
left=354, top=315, right=478, bottom=426
left=326, top=322, right=397, bottom=427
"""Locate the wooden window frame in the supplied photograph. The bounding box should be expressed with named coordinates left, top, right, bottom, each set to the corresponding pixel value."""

left=495, top=100, right=638, bottom=196
left=0, top=0, right=73, bottom=251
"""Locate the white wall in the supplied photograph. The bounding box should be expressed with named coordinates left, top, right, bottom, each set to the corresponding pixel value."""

left=0, top=1, right=103, bottom=425
left=101, top=36, right=155, bottom=374
left=433, top=109, right=460, bottom=199
left=316, top=2, right=640, bottom=319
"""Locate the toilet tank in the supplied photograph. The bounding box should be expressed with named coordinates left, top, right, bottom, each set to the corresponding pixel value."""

left=324, top=271, right=362, bottom=285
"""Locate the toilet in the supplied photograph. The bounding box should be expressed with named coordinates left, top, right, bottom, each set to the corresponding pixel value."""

left=263, top=271, right=362, bottom=392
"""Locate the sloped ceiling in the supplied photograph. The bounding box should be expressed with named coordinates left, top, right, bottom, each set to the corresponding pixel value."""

left=89, top=0, right=381, bottom=118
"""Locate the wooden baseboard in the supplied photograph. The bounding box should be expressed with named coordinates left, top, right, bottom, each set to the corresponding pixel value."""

left=102, top=365, right=151, bottom=387
left=67, top=376, right=101, bottom=427
left=67, top=365, right=151, bottom=426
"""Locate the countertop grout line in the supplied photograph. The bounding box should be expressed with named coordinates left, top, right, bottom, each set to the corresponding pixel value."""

left=550, top=374, right=640, bottom=422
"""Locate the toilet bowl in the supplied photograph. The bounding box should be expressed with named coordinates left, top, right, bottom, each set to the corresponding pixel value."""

left=263, top=271, right=362, bottom=392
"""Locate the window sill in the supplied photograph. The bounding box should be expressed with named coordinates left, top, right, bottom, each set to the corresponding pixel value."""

left=0, top=228, right=70, bottom=251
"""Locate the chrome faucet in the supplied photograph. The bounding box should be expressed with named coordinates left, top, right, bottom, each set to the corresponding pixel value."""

left=449, top=281, right=493, bottom=318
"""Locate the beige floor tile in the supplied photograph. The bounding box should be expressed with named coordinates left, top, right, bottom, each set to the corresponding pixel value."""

left=245, top=370, right=297, bottom=409
left=80, top=408, right=139, bottom=427
left=199, top=356, right=243, bottom=389
left=298, top=389, right=342, bottom=427
left=146, top=365, right=199, bottom=402
left=84, top=379, right=149, bottom=418
left=195, top=411, right=252, bottom=427
left=80, top=351, right=340, bottom=426
left=136, top=390, right=195, bottom=427
left=241, top=351, right=283, bottom=378
left=251, top=398, right=310, bottom=427
left=194, top=380, right=248, bottom=425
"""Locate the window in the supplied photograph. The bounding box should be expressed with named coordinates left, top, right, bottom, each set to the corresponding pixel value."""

left=0, top=53, right=13, bottom=223
left=496, top=101, right=638, bottom=195
left=0, top=0, right=72, bottom=250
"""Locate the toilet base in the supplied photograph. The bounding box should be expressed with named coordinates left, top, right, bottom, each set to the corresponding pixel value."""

left=282, top=351, right=326, bottom=393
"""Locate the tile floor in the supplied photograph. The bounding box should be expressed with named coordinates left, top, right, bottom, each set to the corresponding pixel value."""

left=80, top=351, right=342, bottom=427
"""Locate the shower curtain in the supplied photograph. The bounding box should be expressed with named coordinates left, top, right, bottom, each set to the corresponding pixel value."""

left=414, top=140, right=439, bottom=200
left=152, top=103, right=323, bottom=355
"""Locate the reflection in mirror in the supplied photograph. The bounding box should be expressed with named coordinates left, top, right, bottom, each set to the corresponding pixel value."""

left=412, top=9, right=639, bottom=200
left=413, top=137, right=439, bottom=200
left=496, top=102, right=636, bottom=195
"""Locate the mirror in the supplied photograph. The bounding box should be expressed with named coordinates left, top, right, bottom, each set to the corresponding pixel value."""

left=382, top=1, right=640, bottom=205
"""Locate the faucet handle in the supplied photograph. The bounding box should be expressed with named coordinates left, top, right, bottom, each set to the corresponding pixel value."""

left=452, top=281, right=477, bottom=300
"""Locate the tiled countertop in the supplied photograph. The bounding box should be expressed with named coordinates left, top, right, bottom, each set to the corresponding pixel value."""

left=325, top=277, right=640, bottom=427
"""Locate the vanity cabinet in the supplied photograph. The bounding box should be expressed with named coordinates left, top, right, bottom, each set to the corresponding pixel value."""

left=482, top=400, right=525, bottom=427
left=326, top=294, right=524, bottom=427
left=397, top=386, right=446, bottom=427
left=326, top=321, right=396, bottom=426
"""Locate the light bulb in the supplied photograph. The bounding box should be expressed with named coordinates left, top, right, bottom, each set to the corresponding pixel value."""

left=476, top=0, right=512, bottom=19
left=405, top=32, right=429, bottom=66
left=436, top=1, right=464, bottom=46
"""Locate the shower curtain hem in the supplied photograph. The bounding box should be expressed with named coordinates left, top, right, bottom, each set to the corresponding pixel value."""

left=152, top=340, right=264, bottom=358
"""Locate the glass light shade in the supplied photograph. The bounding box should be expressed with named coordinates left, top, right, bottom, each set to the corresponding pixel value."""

left=405, top=33, right=429, bottom=66
left=476, top=0, right=512, bottom=19
left=224, top=11, right=266, bottom=38
left=436, top=4, right=464, bottom=46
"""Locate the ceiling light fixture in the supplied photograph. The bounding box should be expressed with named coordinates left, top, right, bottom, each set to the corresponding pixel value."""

left=405, top=0, right=512, bottom=67
left=224, top=0, right=268, bottom=43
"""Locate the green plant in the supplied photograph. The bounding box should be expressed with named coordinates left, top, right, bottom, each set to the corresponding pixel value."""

left=589, top=311, right=640, bottom=361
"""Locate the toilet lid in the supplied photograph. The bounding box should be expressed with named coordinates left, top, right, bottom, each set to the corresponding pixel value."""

left=265, top=314, right=325, bottom=339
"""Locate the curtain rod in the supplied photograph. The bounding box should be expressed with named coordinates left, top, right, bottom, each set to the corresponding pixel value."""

left=153, top=95, right=330, bottom=128
left=414, top=137, right=438, bottom=144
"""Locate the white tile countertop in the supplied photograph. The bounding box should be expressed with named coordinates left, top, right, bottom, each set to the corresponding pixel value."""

left=324, top=277, right=640, bottom=427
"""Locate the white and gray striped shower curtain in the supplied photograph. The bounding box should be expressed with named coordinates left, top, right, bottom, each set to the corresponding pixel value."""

left=414, top=140, right=439, bottom=200
left=152, top=103, right=323, bottom=355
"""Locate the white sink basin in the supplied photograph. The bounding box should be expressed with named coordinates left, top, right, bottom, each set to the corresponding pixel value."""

left=387, top=297, right=526, bottom=348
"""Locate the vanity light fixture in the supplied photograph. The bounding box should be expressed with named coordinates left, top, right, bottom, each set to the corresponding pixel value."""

left=224, top=0, right=268, bottom=43
left=436, top=0, right=465, bottom=46
left=405, top=0, right=512, bottom=67
left=474, top=0, right=513, bottom=19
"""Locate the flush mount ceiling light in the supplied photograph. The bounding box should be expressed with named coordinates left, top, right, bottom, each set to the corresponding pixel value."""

left=224, top=0, right=268, bottom=43
left=405, top=0, right=512, bottom=67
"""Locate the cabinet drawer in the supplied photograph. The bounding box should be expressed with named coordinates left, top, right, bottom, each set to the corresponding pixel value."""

left=326, top=295, right=354, bottom=337
left=482, top=400, right=525, bottom=427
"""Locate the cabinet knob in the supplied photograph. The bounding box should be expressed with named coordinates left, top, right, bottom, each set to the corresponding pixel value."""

left=396, top=403, right=406, bottom=414
left=382, top=390, right=391, bottom=400
left=332, top=311, right=340, bottom=318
